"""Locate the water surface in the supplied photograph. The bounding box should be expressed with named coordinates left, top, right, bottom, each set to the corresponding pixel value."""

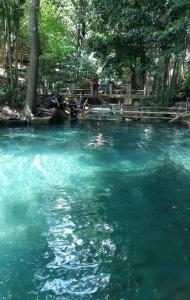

left=0, top=122, right=190, bottom=300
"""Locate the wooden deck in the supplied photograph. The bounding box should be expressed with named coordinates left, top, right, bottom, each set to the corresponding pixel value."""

left=58, top=83, right=157, bottom=102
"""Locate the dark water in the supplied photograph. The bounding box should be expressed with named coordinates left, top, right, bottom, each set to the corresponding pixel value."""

left=0, top=121, right=190, bottom=300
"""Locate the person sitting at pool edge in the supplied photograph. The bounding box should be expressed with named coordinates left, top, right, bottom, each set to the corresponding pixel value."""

left=47, top=93, right=59, bottom=109
left=70, top=105, right=78, bottom=123
left=57, top=94, right=69, bottom=112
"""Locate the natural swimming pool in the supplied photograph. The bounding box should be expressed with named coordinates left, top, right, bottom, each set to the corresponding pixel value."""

left=0, top=122, right=190, bottom=299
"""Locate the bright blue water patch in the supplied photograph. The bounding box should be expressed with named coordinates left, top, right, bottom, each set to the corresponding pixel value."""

left=1, top=122, right=190, bottom=299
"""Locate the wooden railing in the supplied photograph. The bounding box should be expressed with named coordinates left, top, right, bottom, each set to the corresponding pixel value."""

left=59, top=83, right=155, bottom=99
left=122, top=106, right=190, bottom=120
left=85, top=104, right=190, bottom=121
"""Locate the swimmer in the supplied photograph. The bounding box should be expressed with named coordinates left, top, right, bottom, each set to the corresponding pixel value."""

left=87, top=133, right=112, bottom=149
left=95, top=133, right=105, bottom=146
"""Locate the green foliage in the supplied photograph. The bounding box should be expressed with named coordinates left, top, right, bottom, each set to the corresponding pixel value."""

left=0, top=84, right=12, bottom=104
left=38, top=0, right=97, bottom=84
left=0, top=83, right=26, bottom=106
left=0, top=0, right=190, bottom=106
left=40, top=0, right=74, bottom=55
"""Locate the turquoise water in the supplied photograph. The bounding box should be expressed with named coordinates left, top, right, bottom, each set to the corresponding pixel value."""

left=0, top=122, right=190, bottom=300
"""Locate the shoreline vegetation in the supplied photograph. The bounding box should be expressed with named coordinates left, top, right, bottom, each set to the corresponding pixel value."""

left=0, top=0, right=190, bottom=127
left=1, top=101, right=190, bottom=129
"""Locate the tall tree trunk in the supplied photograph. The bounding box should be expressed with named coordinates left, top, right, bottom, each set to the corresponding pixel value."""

left=178, top=61, right=185, bottom=87
left=153, top=57, right=162, bottom=102
left=24, top=0, right=40, bottom=117
left=139, top=55, right=146, bottom=90
left=169, top=59, right=180, bottom=100
left=173, top=61, right=180, bottom=93
left=14, top=6, right=20, bottom=88
left=130, top=65, right=137, bottom=90
left=169, top=59, right=177, bottom=100
left=75, top=2, right=86, bottom=83
left=2, top=0, right=13, bottom=94
left=140, top=69, right=146, bottom=90
left=161, top=55, right=170, bottom=104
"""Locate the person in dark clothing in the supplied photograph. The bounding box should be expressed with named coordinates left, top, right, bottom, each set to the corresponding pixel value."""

left=57, top=94, right=64, bottom=104
left=70, top=105, right=78, bottom=123
left=47, top=93, right=59, bottom=108
left=57, top=94, right=69, bottom=112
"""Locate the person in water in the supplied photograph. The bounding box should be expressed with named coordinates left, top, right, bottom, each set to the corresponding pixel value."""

left=95, top=133, right=105, bottom=146
left=87, top=132, right=112, bottom=148
left=69, top=105, right=78, bottom=123
left=56, top=94, right=69, bottom=112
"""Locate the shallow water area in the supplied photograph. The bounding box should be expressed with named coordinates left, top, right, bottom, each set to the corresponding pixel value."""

left=1, top=121, right=190, bottom=300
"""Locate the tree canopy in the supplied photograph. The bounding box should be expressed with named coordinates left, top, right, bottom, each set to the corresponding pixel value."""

left=0, top=0, right=189, bottom=108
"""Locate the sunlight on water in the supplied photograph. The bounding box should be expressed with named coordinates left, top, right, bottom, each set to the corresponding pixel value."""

left=0, top=122, right=190, bottom=299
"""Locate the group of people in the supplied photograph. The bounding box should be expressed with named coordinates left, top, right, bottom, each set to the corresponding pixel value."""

left=47, top=93, right=66, bottom=110
left=47, top=91, right=112, bottom=148
left=46, top=73, right=112, bottom=121
left=47, top=91, right=88, bottom=122
left=89, top=74, right=112, bottom=96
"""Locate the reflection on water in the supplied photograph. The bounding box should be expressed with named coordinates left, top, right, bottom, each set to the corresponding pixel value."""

left=0, top=122, right=190, bottom=299
left=39, top=193, right=112, bottom=297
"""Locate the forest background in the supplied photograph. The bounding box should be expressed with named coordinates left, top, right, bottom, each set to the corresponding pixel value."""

left=0, top=0, right=190, bottom=113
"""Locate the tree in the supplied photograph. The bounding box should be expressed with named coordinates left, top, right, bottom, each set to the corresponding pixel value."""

left=2, top=0, right=13, bottom=92
left=86, top=0, right=190, bottom=102
left=0, top=0, right=189, bottom=108
left=24, top=0, right=40, bottom=116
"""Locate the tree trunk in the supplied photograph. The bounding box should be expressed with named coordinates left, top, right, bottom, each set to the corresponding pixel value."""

left=161, top=55, right=170, bottom=104
left=14, top=7, right=20, bottom=88
left=169, top=59, right=177, bottom=100
left=2, top=0, right=13, bottom=94
left=24, top=0, right=40, bottom=117
left=139, top=55, right=146, bottom=90
left=140, top=68, right=146, bottom=90
left=169, top=59, right=180, bottom=101
left=130, top=65, right=137, bottom=90
left=173, top=61, right=180, bottom=93
left=177, top=62, right=185, bottom=87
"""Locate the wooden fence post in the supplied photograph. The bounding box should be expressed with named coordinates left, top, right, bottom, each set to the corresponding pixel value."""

left=128, top=83, right=131, bottom=98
